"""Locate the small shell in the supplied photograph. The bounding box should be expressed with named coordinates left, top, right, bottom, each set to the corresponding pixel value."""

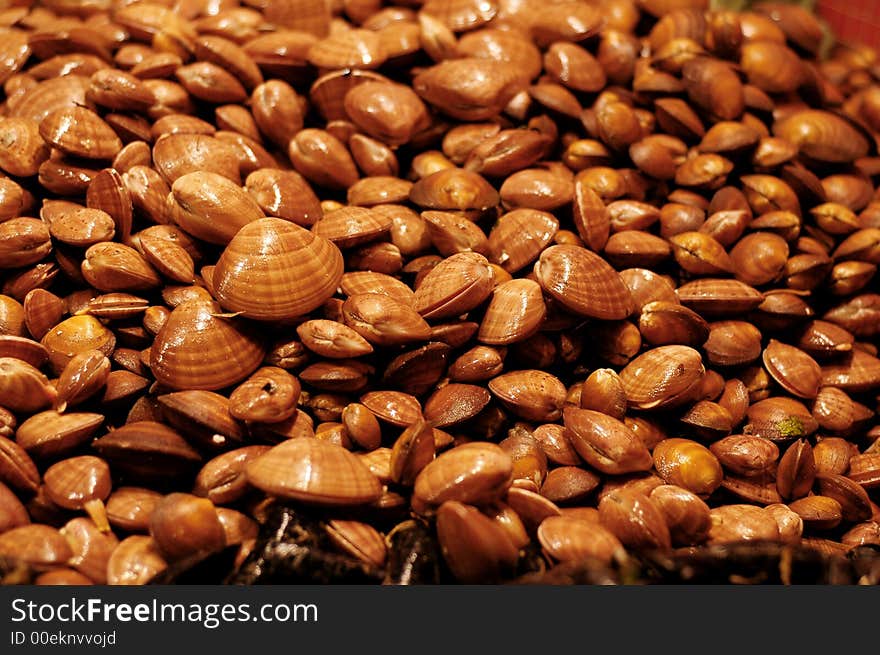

left=619, top=345, right=705, bottom=410
left=488, top=209, right=559, bottom=274
left=488, top=370, right=566, bottom=422
left=413, top=442, right=512, bottom=510
left=246, top=437, right=382, bottom=505
left=413, top=252, right=495, bottom=321
left=213, top=218, right=343, bottom=321
left=150, top=300, right=266, bottom=391
left=423, top=383, right=491, bottom=428
left=39, top=105, right=121, bottom=160
left=762, top=339, right=822, bottom=399
left=343, top=293, right=431, bottom=346
left=563, top=407, right=653, bottom=475
left=537, top=515, right=623, bottom=564
left=169, top=171, right=265, bottom=245
left=478, top=278, right=545, bottom=346
left=245, top=168, right=322, bottom=227
left=40, top=314, right=115, bottom=375
left=81, top=243, right=161, bottom=292
left=534, top=244, right=634, bottom=320
left=296, top=319, right=374, bottom=359
left=773, top=110, right=870, bottom=163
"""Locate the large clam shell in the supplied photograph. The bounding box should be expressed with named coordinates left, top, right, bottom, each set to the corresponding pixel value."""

left=150, top=300, right=266, bottom=391
left=533, top=244, right=634, bottom=320
left=412, top=252, right=496, bottom=321
left=478, top=278, right=546, bottom=345
left=245, top=437, right=382, bottom=506
left=213, top=217, right=343, bottom=321
left=619, top=345, right=705, bottom=410
left=773, top=110, right=870, bottom=163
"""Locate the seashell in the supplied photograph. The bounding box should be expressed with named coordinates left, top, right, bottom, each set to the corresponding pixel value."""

left=296, top=319, right=374, bottom=359
left=537, top=515, right=623, bottom=564
left=0, top=357, right=56, bottom=413
left=169, top=171, right=265, bottom=245
left=422, top=210, right=490, bottom=257
left=638, top=301, right=709, bottom=347
left=682, top=56, right=744, bottom=121
left=423, top=383, right=491, bottom=429
left=435, top=500, right=518, bottom=583
left=22, top=289, right=64, bottom=343
left=412, top=252, right=495, bottom=321
left=707, top=505, right=780, bottom=545
left=533, top=244, right=634, bottom=320
left=744, top=396, right=818, bottom=441
left=152, top=133, right=241, bottom=185
left=343, top=81, right=429, bottom=147
left=729, top=232, right=789, bottom=286
left=343, top=293, right=431, bottom=346
left=288, top=128, right=360, bottom=190
left=488, top=370, right=566, bottom=422
left=740, top=41, right=804, bottom=93
left=0, top=524, right=73, bottom=571
left=136, top=233, right=195, bottom=285
left=15, top=410, right=103, bottom=460
left=811, top=386, right=854, bottom=433
left=409, top=168, right=499, bottom=212
left=40, top=315, right=115, bottom=375
left=54, top=349, right=110, bottom=412
left=704, top=320, right=762, bottom=367
left=675, top=278, right=764, bottom=316
left=39, top=105, right=121, bottom=161
left=563, top=407, right=653, bottom=475
left=246, top=437, right=382, bottom=505
left=413, top=58, right=525, bottom=121
left=307, top=28, right=387, bottom=70
left=339, top=271, right=413, bottom=307
left=382, top=342, right=451, bottom=396
left=105, top=535, right=167, bottom=585
left=312, top=206, right=392, bottom=249
left=81, top=242, right=161, bottom=292
left=212, top=218, right=343, bottom=322
left=478, top=279, right=545, bottom=346
left=361, top=390, right=422, bottom=428
left=0, top=116, right=50, bottom=177
left=414, top=442, right=512, bottom=510
left=244, top=168, right=321, bottom=228
left=9, top=75, right=92, bottom=125
left=762, top=339, right=822, bottom=399
left=488, top=209, right=558, bottom=274
left=0, top=218, right=52, bottom=269
left=619, top=345, right=705, bottom=410
left=820, top=349, right=880, bottom=393
left=773, top=110, right=870, bottom=163
left=150, top=300, right=265, bottom=391
left=598, top=488, right=671, bottom=551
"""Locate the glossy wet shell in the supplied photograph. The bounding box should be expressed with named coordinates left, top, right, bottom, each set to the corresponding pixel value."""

left=533, top=245, right=634, bottom=320
left=246, top=437, right=382, bottom=505
left=149, top=300, right=266, bottom=391
left=619, top=345, right=705, bottom=410
left=213, top=218, right=344, bottom=321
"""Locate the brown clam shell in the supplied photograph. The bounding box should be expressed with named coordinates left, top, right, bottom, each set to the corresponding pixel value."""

left=246, top=437, right=382, bottom=506
left=619, top=345, right=705, bottom=410
left=213, top=218, right=344, bottom=322
left=563, top=407, right=653, bottom=475
left=478, top=279, right=546, bottom=346
left=762, top=339, right=822, bottom=399
left=412, top=252, right=496, bottom=321
left=773, top=110, right=870, bottom=163
left=534, top=244, right=634, bottom=320
left=150, top=300, right=265, bottom=391
left=169, top=171, right=265, bottom=245
left=488, top=370, right=567, bottom=422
